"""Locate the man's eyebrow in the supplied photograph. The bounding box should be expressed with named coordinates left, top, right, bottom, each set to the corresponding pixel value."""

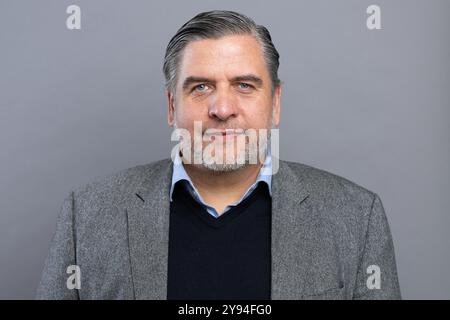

left=231, top=74, right=264, bottom=87
left=181, top=74, right=264, bottom=91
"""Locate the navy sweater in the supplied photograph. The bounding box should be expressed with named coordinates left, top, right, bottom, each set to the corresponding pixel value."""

left=167, top=181, right=272, bottom=300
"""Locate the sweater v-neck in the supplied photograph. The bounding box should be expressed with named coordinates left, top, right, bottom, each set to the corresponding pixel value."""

left=172, top=181, right=270, bottom=229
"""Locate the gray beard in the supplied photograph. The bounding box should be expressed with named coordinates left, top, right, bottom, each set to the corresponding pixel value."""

left=173, top=122, right=272, bottom=173
left=198, top=161, right=247, bottom=172
left=196, top=130, right=271, bottom=172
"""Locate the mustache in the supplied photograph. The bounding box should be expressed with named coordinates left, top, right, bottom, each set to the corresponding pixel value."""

left=203, top=128, right=246, bottom=135
left=173, top=123, right=247, bottom=133
left=172, top=122, right=276, bottom=136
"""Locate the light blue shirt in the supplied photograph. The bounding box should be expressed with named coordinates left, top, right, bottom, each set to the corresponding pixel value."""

left=169, top=149, right=273, bottom=218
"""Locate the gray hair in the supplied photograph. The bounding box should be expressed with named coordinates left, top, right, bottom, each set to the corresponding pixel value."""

left=163, top=10, right=281, bottom=95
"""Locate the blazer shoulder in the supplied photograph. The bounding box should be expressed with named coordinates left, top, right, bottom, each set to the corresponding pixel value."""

left=71, top=158, right=171, bottom=209
left=279, top=160, right=385, bottom=239
left=280, top=159, right=377, bottom=207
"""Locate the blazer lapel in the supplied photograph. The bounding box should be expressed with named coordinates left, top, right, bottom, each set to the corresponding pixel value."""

left=271, top=160, right=312, bottom=299
left=271, top=161, right=345, bottom=299
left=126, top=159, right=173, bottom=299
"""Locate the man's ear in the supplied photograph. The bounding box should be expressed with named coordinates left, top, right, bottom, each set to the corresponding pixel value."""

left=272, top=84, right=281, bottom=127
left=167, top=90, right=175, bottom=127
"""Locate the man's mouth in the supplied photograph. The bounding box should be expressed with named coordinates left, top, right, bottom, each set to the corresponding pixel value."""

left=205, top=129, right=245, bottom=141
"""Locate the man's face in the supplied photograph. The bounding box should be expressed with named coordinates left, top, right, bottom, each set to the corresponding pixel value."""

left=167, top=34, right=281, bottom=171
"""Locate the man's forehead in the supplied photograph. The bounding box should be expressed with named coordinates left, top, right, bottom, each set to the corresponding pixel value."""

left=178, top=35, right=268, bottom=81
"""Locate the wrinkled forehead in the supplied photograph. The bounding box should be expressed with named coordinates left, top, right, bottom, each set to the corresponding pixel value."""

left=177, top=35, right=269, bottom=83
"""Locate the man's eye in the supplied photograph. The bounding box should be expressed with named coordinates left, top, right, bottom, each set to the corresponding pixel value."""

left=194, top=84, right=208, bottom=92
left=238, top=83, right=252, bottom=90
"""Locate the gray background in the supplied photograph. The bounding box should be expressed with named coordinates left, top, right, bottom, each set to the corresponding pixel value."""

left=0, top=0, right=449, bottom=299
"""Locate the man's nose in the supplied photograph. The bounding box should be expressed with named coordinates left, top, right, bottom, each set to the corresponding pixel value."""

left=208, top=89, right=238, bottom=121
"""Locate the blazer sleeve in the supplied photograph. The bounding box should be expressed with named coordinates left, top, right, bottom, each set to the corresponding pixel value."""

left=36, top=191, right=79, bottom=300
left=353, top=194, right=402, bottom=299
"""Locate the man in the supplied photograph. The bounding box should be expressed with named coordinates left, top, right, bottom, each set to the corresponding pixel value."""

left=37, top=10, right=401, bottom=299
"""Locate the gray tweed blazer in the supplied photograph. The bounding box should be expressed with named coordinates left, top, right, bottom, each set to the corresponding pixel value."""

left=36, top=158, right=401, bottom=299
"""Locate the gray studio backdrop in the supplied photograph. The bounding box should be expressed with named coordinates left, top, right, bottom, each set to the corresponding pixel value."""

left=1, top=0, right=449, bottom=299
